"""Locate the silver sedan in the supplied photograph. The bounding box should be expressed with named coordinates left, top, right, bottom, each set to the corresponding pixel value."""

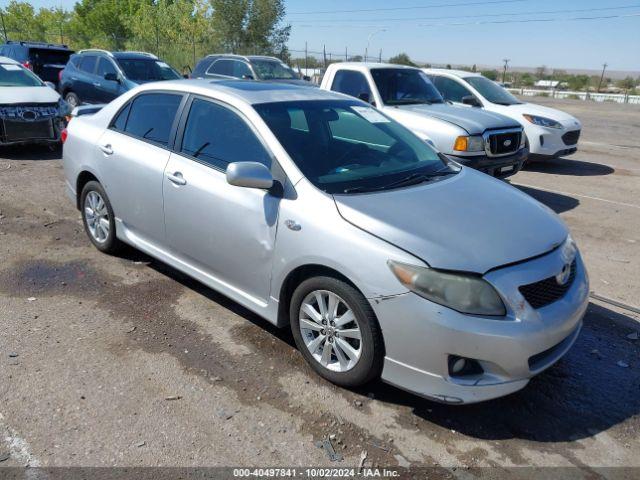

left=62, top=79, right=589, bottom=404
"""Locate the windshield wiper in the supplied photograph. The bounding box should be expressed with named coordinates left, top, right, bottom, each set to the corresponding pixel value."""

left=342, top=169, right=455, bottom=194
left=390, top=99, right=433, bottom=105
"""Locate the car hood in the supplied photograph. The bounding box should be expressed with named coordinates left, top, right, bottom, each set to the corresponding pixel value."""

left=394, top=102, right=521, bottom=135
left=491, top=102, right=581, bottom=129
left=333, top=168, right=568, bottom=273
left=0, top=86, right=60, bottom=104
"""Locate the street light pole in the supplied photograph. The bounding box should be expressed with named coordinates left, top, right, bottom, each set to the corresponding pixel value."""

left=365, top=29, right=386, bottom=62
left=502, top=58, right=510, bottom=83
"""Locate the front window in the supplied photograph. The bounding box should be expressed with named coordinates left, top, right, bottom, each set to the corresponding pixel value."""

left=0, top=64, right=42, bottom=87
left=116, top=59, right=180, bottom=82
left=371, top=69, right=444, bottom=106
left=250, top=59, right=297, bottom=80
left=464, top=76, right=521, bottom=105
left=255, top=100, right=455, bottom=194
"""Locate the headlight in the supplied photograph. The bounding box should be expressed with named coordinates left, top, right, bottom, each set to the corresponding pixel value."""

left=522, top=114, right=563, bottom=129
left=453, top=135, right=484, bottom=152
left=520, top=132, right=527, bottom=148
left=388, top=260, right=506, bottom=316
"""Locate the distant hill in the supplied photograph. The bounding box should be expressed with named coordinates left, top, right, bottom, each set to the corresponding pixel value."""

left=426, top=63, right=639, bottom=80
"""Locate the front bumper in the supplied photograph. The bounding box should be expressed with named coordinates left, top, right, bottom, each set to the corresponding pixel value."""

left=526, top=124, right=580, bottom=160
left=0, top=114, right=66, bottom=146
left=449, top=147, right=528, bottom=178
left=372, top=248, right=589, bottom=404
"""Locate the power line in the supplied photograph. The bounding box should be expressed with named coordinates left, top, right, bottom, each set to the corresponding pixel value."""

left=294, top=12, right=640, bottom=28
left=287, top=0, right=527, bottom=15
left=287, top=4, right=640, bottom=24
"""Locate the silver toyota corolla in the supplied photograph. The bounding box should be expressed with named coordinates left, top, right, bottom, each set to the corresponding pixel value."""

left=62, top=80, right=589, bottom=404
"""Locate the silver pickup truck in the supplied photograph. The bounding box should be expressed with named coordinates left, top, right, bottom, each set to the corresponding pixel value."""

left=321, top=63, right=528, bottom=178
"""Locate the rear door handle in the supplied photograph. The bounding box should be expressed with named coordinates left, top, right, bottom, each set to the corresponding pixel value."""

left=166, top=171, right=187, bottom=186
left=99, top=144, right=113, bottom=155
left=93, top=82, right=101, bottom=87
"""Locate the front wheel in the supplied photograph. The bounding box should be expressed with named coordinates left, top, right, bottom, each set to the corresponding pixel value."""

left=290, top=276, right=384, bottom=387
left=80, top=181, right=122, bottom=254
left=65, top=91, right=80, bottom=108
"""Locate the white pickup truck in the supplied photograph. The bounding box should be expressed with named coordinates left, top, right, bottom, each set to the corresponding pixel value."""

left=321, top=63, right=528, bottom=178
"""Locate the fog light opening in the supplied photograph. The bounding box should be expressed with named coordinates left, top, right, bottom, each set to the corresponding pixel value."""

left=448, top=355, right=484, bottom=377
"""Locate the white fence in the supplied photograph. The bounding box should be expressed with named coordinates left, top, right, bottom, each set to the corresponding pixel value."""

left=507, top=88, right=640, bottom=105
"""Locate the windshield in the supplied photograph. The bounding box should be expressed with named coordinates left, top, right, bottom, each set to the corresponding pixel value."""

left=116, top=59, right=181, bottom=82
left=0, top=64, right=43, bottom=87
left=255, top=100, right=455, bottom=194
left=464, top=76, right=522, bottom=105
left=371, top=68, right=444, bottom=106
left=251, top=59, right=298, bottom=80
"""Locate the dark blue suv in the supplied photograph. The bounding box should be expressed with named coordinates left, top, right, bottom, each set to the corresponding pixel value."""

left=59, top=49, right=182, bottom=107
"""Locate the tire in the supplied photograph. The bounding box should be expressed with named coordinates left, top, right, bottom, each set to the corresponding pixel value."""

left=65, top=91, right=80, bottom=108
left=80, top=181, right=122, bottom=254
left=290, top=276, right=384, bottom=387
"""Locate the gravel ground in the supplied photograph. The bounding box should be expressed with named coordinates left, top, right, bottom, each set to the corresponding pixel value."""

left=0, top=97, right=639, bottom=476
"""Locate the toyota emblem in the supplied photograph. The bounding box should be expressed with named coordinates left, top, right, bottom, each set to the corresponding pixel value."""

left=503, top=139, right=512, bottom=147
left=555, top=263, right=572, bottom=285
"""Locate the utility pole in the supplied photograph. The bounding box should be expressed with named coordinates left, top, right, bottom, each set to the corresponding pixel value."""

left=323, top=44, right=327, bottom=69
left=502, top=58, right=510, bottom=83
left=304, top=41, right=308, bottom=71
left=379, top=48, right=382, bottom=63
left=345, top=47, right=348, bottom=61
left=597, top=62, right=608, bottom=93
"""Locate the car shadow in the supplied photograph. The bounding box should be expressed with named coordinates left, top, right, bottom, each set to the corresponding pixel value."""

left=364, top=302, right=640, bottom=443
left=0, top=144, right=62, bottom=161
left=116, top=246, right=640, bottom=444
left=524, top=157, right=614, bottom=176
left=513, top=184, right=580, bottom=214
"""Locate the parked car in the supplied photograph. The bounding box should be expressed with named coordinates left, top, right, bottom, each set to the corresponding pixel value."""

left=192, top=54, right=313, bottom=86
left=0, top=41, right=74, bottom=87
left=424, top=69, right=582, bottom=161
left=62, top=79, right=588, bottom=404
left=321, top=63, right=528, bottom=178
left=0, top=56, right=70, bottom=146
left=59, top=49, right=181, bottom=107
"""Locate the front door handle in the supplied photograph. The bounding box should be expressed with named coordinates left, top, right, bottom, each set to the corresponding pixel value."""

left=99, top=144, right=113, bottom=155
left=166, top=171, right=187, bottom=186
left=93, top=82, right=101, bottom=87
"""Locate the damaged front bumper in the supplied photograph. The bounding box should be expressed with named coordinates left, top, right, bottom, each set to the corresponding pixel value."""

left=0, top=103, right=69, bottom=146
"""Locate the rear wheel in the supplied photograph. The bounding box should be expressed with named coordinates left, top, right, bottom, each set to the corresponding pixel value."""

left=65, top=91, right=80, bottom=108
left=290, top=276, right=384, bottom=387
left=80, top=181, right=122, bottom=254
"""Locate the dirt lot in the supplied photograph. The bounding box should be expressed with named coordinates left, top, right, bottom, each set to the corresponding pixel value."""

left=0, top=97, right=639, bottom=475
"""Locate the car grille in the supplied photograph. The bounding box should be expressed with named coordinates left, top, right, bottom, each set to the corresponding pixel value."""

left=562, top=130, right=581, bottom=146
left=1, top=119, right=55, bottom=142
left=518, top=259, right=577, bottom=309
left=0, top=103, right=59, bottom=120
left=486, top=130, right=521, bottom=156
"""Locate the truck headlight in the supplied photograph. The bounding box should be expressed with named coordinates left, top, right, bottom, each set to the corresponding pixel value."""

left=388, top=260, right=506, bottom=316
left=453, top=135, right=484, bottom=152
left=520, top=132, right=527, bottom=148
left=522, top=114, right=563, bottom=129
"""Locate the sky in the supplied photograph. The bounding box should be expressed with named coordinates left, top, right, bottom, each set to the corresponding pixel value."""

left=19, top=0, right=640, bottom=72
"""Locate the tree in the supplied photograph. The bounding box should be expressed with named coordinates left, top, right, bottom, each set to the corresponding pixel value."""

left=67, top=0, right=146, bottom=50
left=481, top=69, right=498, bottom=81
left=535, top=65, right=547, bottom=79
left=388, top=52, right=416, bottom=67
left=617, top=76, right=636, bottom=91
left=36, top=7, right=71, bottom=44
left=1, top=1, right=43, bottom=41
left=210, top=0, right=290, bottom=55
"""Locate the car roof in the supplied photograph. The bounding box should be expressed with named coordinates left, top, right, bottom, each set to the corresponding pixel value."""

left=3, top=40, right=70, bottom=50
left=423, top=68, right=482, bottom=78
left=136, top=79, right=352, bottom=105
left=332, top=62, right=420, bottom=72
left=112, top=51, right=158, bottom=60
left=203, top=54, right=283, bottom=63
left=0, top=56, right=20, bottom=65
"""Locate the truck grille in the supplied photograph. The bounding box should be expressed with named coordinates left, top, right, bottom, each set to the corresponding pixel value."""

left=518, top=259, right=577, bottom=309
left=1, top=119, right=55, bottom=142
left=562, top=130, right=581, bottom=146
left=486, top=130, right=521, bottom=156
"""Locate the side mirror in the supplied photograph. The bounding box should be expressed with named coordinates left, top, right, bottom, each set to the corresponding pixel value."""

left=358, top=92, right=371, bottom=103
left=303, top=75, right=311, bottom=81
left=241, top=74, right=254, bottom=80
left=182, top=74, right=189, bottom=79
left=461, top=95, right=481, bottom=107
left=104, top=72, right=119, bottom=82
left=44, top=81, right=56, bottom=89
left=226, top=162, right=273, bottom=189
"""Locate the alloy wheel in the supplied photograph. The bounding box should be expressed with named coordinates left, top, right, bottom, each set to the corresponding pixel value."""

left=299, top=290, right=362, bottom=372
left=84, top=191, right=110, bottom=243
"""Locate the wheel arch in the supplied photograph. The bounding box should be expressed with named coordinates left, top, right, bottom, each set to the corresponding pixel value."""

left=75, top=170, right=100, bottom=209
left=276, top=263, right=362, bottom=327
